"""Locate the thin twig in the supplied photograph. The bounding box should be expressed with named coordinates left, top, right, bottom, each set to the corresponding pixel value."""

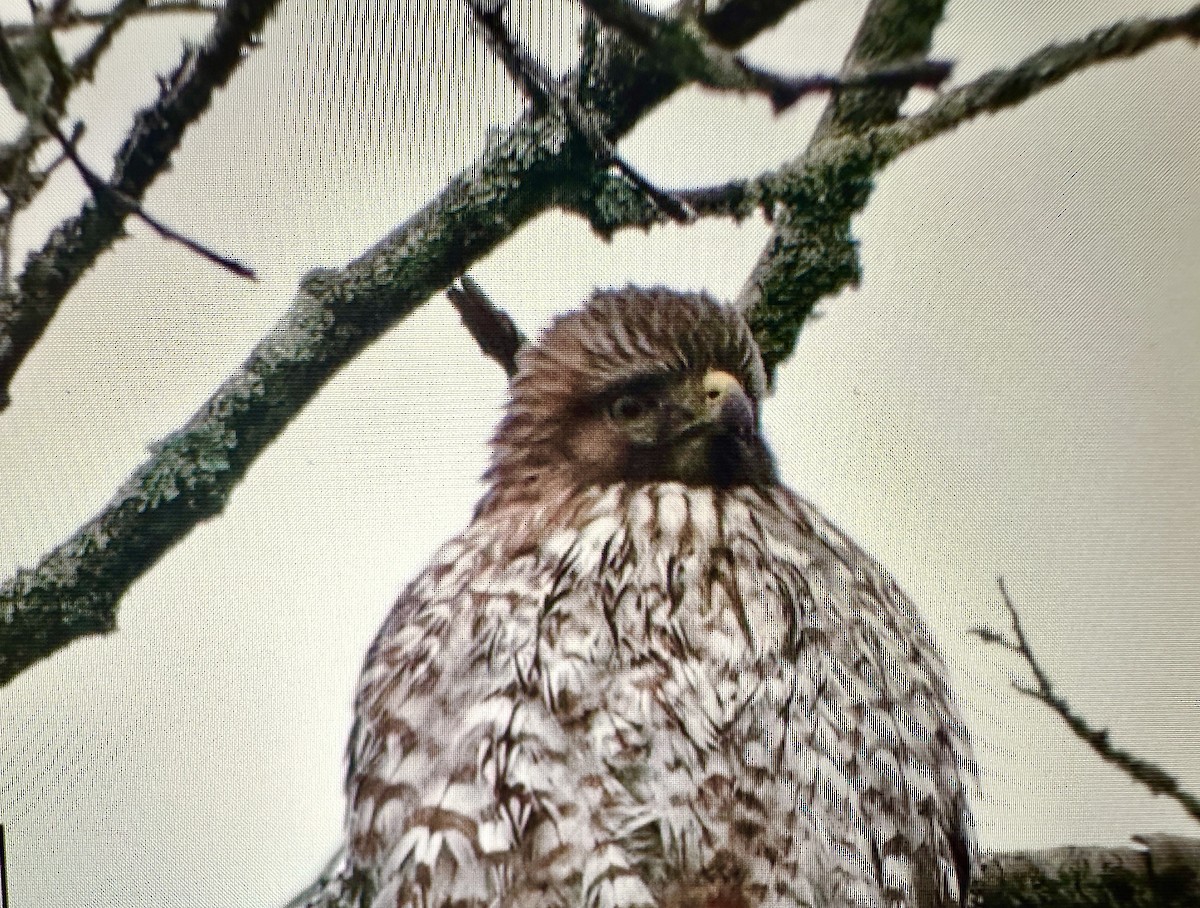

left=0, top=22, right=255, bottom=282
left=70, top=0, right=149, bottom=83
left=447, top=275, right=527, bottom=378
left=465, top=0, right=694, bottom=223
left=972, top=578, right=1200, bottom=824
left=41, top=115, right=256, bottom=279
left=3, top=1, right=221, bottom=38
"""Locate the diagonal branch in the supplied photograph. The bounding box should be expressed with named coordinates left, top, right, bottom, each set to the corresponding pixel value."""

left=873, top=5, right=1200, bottom=157
left=0, top=0, right=807, bottom=687
left=574, top=3, right=1198, bottom=375
left=0, top=25, right=256, bottom=285
left=69, top=0, right=151, bottom=83
left=0, top=0, right=282, bottom=412
left=973, top=579, right=1200, bottom=824
left=577, top=0, right=952, bottom=112
left=38, top=113, right=255, bottom=278
left=2, top=2, right=220, bottom=40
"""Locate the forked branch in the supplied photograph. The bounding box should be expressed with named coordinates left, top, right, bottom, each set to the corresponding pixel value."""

left=973, top=578, right=1200, bottom=824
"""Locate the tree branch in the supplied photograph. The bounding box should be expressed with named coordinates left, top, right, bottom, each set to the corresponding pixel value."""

left=578, top=2, right=1200, bottom=237
left=37, top=111, right=255, bottom=278
left=69, top=0, right=151, bottom=83
left=0, top=0, right=808, bottom=686
left=736, top=0, right=948, bottom=377
left=972, top=578, right=1200, bottom=825
left=466, top=0, right=695, bottom=223
left=973, top=835, right=1200, bottom=907
left=874, top=5, right=1200, bottom=157
left=0, top=0, right=282, bottom=412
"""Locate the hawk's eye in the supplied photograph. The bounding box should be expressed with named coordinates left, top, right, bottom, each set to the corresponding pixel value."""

left=609, top=394, right=649, bottom=422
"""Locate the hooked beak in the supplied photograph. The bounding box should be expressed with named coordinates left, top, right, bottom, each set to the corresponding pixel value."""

left=670, top=369, right=757, bottom=443
left=701, top=369, right=756, bottom=439
left=626, top=369, right=777, bottom=488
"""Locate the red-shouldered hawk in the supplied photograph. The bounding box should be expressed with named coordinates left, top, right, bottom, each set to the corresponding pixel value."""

left=342, top=288, right=976, bottom=908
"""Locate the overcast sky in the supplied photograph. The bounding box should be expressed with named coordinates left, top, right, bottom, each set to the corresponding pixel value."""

left=1, top=1, right=1197, bottom=906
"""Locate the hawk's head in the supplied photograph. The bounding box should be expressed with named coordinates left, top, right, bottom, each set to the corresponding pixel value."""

left=480, top=287, right=777, bottom=514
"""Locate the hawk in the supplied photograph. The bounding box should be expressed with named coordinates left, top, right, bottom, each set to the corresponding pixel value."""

left=343, top=287, right=976, bottom=908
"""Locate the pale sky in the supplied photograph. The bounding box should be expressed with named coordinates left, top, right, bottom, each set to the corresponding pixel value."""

left=0, top=1, right=1198, bottom=906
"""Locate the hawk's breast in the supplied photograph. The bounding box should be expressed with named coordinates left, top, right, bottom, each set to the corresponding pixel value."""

left=348, top=482, right=975, bottom=908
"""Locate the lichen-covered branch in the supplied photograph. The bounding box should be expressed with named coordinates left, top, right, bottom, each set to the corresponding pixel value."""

left=736, top=0, right=947, bottom=376
left=876, top=5, right=1200, bottom=157
left=565, top=0, right=947, bottom=252
left=0, top=0, right=807, bottom=687
left=583, top=3, right=1200, bottom=232
left=0, top=0, right=281, bottom=412
left=467, top=0, right=695, bottom=223
left=744, top=1, right=1199, bottom=372
left=972, top=579, right=1200, bottom=825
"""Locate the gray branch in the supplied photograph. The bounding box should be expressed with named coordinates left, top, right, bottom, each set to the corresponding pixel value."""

left=466, top=0, right=695, bottom=223
left=973, top=835, right=1200, bottom=907
left=746, top=3, right=1200, bottom=370
left=576, top=0, right=951, bottom=113
left=574, top=4, right=1199, bottom=375
left=873, top=5, right=1200, bottom=157
left=0, top=0, right=808, bottom=687
left=2, top=2, right=220, bottom=39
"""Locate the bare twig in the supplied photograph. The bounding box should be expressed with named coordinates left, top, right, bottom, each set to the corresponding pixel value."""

left=447, top=275, right=527, bottom=378
left=0, top=0, right=282, bottom=411
left=577, top=0, right=952, bottom=112
left=69, top=0, right=150, bottom=82
left=972, top=578, right=1200, bottom=824
left=465, top=0, right=695, bottom=222
left=39, top=114, right=256, bottom=278
left=0, top=13, right=254, bottom=275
